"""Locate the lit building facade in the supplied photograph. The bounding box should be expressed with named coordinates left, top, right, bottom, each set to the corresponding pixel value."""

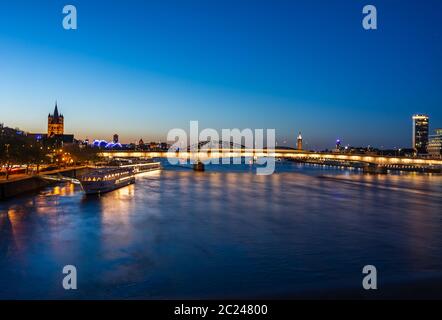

left=48, top=103, right=64, bottom=136
left=428, top=129, right=442, bottom=157
left=297, top=132, right=303, bottom=150
left=412, top=114, right=429, bottom=154
left=336, top=139, right=341, bottom=149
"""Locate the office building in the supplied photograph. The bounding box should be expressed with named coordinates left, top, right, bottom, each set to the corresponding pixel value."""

left=428, top=129, right=442, bottom=156
left=412, top=114, right=429, bottom=154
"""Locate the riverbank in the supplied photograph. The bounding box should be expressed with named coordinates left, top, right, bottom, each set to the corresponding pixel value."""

left=0, top=166, right=89, bottom=200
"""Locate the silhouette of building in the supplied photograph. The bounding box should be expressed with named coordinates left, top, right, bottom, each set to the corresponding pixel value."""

left=48, top=102, right=64, bottom=137
left=113, top=134, right=119, bottom=144
left=334, top=139, right=342, bottom=152
left=412, top=114, right=429, bottom=154
left=0, top=123, right=25, bottom=137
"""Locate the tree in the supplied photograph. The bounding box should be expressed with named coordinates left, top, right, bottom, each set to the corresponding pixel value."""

left=0, top=133, right=49, bottom=178
left=24, top=141, right=47, bottom=173
left=63, top=144, right=101, bottom=164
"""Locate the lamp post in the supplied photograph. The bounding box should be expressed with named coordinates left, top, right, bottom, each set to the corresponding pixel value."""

left=5, top=144, right=10, bottom=180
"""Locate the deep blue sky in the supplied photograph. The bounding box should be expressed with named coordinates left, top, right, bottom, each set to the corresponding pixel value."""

left=1, top=0, right=441, bottom=149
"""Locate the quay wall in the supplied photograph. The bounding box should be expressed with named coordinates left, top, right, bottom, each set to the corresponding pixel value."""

left=0, top=176, right=51, bottom=200
left=0, top=167, right=90, bottom=201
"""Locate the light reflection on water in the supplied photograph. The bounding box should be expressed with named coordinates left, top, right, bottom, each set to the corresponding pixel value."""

left=0, top=163, right=441, bottom=299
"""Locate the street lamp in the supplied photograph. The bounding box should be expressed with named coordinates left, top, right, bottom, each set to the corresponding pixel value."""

left=4, top=144, right=10, bottom=180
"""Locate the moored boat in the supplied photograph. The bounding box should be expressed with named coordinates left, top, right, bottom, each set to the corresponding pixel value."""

left=120, top=161, right=161, bottom=174
left=79, top=167, right=135, bottom=195
left=104, top=158, right=161, bottom=174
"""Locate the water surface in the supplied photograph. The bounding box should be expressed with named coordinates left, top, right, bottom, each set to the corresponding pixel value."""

left=0, top=163, right=441, bottom=299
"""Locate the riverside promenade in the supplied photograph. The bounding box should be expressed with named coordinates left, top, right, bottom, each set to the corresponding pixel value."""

left=0, top=166, right=89, bottom=200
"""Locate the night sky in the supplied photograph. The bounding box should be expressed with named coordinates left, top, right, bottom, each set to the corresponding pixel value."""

left=1, top=0, right=441, bottom=149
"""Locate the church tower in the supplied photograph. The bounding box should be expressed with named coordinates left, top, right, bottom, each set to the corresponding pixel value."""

left=48, top=102, right=64, bottom=136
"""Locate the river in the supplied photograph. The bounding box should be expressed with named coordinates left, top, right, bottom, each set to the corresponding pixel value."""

left=0, top=162, right=441, bottom=299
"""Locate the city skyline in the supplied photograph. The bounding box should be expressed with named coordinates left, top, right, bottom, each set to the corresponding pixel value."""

left=3, top=102, right=441, bottom=152
left=1, top=0, right=442, bottom=304
left=1, top=0, right=442, bottom=149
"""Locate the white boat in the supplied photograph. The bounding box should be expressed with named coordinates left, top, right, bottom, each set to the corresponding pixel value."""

left=79, top=167, right=135, bottom=195
left=119, top=161, right=161, bottom=174
left=104, top=158, right=161, bottom=174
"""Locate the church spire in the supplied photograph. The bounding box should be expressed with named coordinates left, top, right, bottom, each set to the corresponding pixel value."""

left=54, top=101, right=59, bottom=118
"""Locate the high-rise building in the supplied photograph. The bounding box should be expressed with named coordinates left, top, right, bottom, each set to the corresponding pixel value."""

left=113, top=134, right=119, bottom=144
left=48, top=102, right=64, bottom=136
left=428, top=129, right=442, bottom=157
left=412, top=114, right=429, bottom=154
left=297, top=132, right=303, bottom=150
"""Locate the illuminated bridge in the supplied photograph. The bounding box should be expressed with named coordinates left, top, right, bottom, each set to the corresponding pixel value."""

left=99, top=148, right=442, bottom=173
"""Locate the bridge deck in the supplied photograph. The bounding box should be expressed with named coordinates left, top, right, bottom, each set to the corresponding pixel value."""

left=100, top=150, right=442, bottom=167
